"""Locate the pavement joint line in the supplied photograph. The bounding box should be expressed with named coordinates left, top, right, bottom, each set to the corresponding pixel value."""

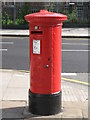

left=62, top=77, right=90, bottom=86
left=62, top=43, right=88, bottom=45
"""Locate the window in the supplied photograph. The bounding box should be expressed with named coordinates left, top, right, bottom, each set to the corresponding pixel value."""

left=77, top=10, right=83, bottom=18
left=4, top=0, right=15, bottom=6
left=88, top=10, right=90, bottom=17
left=77, top=0, right=83, bottom=5
left=77, top=6, right=83, bottom=10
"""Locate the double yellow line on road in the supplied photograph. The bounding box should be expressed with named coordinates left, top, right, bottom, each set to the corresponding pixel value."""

left=19, top=70, right=90, bottom=86
left=62, top=77, right=90, bottom=86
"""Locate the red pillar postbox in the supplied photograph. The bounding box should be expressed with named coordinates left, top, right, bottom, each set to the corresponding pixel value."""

left=25, top=10, right=67, bottom=115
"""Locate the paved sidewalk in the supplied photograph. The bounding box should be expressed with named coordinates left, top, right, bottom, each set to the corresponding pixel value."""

left=0, top=69, right=88, bottom=119
left=0, top=28, right=89, bottom=38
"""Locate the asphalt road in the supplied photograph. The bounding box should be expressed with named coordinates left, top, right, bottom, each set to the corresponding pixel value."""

left=1, top=37, right=88, bottom=73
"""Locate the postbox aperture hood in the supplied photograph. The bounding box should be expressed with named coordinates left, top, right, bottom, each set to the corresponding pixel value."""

left=25, top=10, right=67, bottom=26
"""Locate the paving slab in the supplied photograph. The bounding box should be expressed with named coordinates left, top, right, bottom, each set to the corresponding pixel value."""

left=62, top=81, right=88, bottom=102
left=62, top=108, right=82, bottom=118
left=2, top=72, right=13, bottom=92
left=1, top=70, right=29, bottom=101
left=62, top=101, right=88, bottom=110
left=3, top=88, right=28, bottom=101
left=62, top=102, right=88, bottom=119
left=0, top=71, right=13, bottom=100
left=8, top=73, right=29, bottom=88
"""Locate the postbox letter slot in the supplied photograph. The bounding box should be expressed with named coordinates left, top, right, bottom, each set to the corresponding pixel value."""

left=31, top=31, right=43, bottom=34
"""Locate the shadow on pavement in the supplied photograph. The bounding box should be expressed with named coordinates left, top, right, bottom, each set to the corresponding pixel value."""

left=1, top=106, right=42, bottom=119
left=1, top=107, right=88, bottom=120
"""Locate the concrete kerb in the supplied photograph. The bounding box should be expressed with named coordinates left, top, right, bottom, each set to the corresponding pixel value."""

left=0, top=69, right=30, bottom=73
left=1, top=69, right=89, bottom=86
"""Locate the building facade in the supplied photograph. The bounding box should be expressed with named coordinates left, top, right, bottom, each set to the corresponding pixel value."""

left=2, top=1, right=90, bottom=21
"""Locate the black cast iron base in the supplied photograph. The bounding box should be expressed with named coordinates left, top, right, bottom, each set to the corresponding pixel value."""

left=29, top=90, right=62, bottom=115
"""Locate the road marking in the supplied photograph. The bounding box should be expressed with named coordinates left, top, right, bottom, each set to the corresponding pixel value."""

left=0, top=49, right=7, bottom=51
left=0, top=42, right=13, bottom=44
left=63, top=38, right=88, bottom=40
left=62, top=77, right=90, bottom=86
left=61, top=73, right=76, bottom=76
left=62, top=50, right=89, bottom=52
left=62, top=43, right=88, bottom=45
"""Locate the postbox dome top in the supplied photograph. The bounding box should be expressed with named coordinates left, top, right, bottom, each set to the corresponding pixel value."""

left=25, top=10, right=67, bottom=26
